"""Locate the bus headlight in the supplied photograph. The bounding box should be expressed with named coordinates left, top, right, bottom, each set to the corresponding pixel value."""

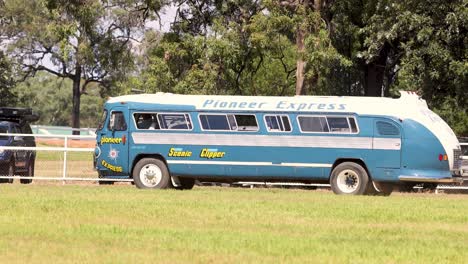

left=94, top=146, right=101, bottom=159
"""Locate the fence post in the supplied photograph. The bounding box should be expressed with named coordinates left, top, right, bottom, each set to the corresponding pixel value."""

left=62, top=136, right=68, bottom=185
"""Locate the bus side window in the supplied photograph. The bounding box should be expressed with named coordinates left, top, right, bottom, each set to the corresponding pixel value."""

left=108, top=111, right=127, bottom=131
left=327, top=117, right=350, bottom=132
left=265, top=116, right=280, bottom=131
left=281, top=116, right=292, bottom=131
left=348, top=117, right=358, bottom=133
left=158, top=113, right=192, bottom=130
left=200, top=114, right=230, bottom=130
left=265, top=115, right=292, bottom=132
left=232, top=114, right=258, bottom=131
left=134, top=113, right=159, bottom=130
left=227, top=115, right=237, bottom=130
left=298, top=116, right=329, bottom=132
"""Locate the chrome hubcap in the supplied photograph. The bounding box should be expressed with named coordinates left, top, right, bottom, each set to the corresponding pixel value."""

left=139, top=164, right=162, bottom=187
left=336, top=169, right=360, bottom=193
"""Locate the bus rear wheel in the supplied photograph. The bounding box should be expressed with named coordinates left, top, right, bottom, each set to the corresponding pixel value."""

left=172, top=177, right=195, bottom=190
left=367, top=181, right=393, bottom=196
left=133, top=158, right=170, bottom=189
left=330, top=162, right=369, bottom=195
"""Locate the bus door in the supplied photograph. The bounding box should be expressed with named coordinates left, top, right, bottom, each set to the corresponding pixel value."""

left=97, top=106, right=130, bottom=175
left=373, top=119, right=402, bottom=169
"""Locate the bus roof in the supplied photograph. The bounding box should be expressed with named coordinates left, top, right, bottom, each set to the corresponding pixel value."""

left=107, top=91, right=428, bottom=118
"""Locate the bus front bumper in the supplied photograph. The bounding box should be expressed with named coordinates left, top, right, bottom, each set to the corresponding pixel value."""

left=399, top=176, right=463, bottom=184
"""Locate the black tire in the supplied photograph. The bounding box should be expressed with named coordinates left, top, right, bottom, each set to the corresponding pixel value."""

left=133, top=158, right=170, bottom=189
left=20, top=160, right=34, bottom=184
left=0, top=161, right=14, bottom=184
left=330, top=162, right=369, bottom=195
left=421, top=183, right=438, bottom=193
left=173, top=177, right=195, bottom=190
left=371, top=181, right=393, bottom=196
left=98, top=180, right=115, bottom=185
left=398, top=183, right=417, bottom=193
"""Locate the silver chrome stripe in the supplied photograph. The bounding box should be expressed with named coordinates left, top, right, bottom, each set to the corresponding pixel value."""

left=132, top=133, right=400, bottom=150
left=167, top=160, right=333, bottom=167
left=399, top=176, right=463, bottom=183
left=281, top=162, right=333, bottom=168
left=372, top=138, right=401, bottom=150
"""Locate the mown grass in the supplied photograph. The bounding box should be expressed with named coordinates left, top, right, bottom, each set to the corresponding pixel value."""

left=0, top=185, right=467, bottom=263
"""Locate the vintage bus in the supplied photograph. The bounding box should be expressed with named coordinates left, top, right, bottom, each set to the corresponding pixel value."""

left=93, top=92, right=463, bottom=195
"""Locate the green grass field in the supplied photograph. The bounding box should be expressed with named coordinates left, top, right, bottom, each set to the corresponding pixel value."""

left=34, top=151, right=97, bottom=178
left=0, top=185, right=467, bottom=263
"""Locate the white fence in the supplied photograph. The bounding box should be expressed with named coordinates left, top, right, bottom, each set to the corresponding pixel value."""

left=0, top=133, right=467, bottom=187
left=30, top=125, right=96, bottom=136
left=0, top=133, right=131, bottom=183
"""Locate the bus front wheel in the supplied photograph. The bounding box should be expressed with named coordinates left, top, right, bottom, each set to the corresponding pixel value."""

left=330, top=162, right=369, bottom=195
left=133, top=158, right=171, bottom=189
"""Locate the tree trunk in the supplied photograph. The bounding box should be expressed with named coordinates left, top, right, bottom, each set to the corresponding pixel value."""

left=295, top=25, right=306, bottom=95
left=295, top=0, right=322, bottom=96
left=365, top=44, right=389, bottom=97
left=365, top=62, right=384, bottom=96
left=71, top=65, right=81, bottom=135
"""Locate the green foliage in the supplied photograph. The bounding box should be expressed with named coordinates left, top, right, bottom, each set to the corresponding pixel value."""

left=0, top=0, right=154, bottom=128
left=1, top=0, right=466, bottom=134
left=359, top=0, right=467, bottom=135
left=0, top=51, right=16, bottom=106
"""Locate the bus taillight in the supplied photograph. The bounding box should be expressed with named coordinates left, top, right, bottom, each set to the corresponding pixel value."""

left=438, top=154, right=448, bottom=161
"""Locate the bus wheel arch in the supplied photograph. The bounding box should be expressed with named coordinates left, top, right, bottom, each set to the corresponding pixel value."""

left=329, top=159, right=371, bottom=195
left=132, top=154, right=171, bottom=189
left=132, top=154, right=169, bottom=173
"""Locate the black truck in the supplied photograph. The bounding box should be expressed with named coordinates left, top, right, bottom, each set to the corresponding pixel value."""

left=0, top=107, right=39, bottom=183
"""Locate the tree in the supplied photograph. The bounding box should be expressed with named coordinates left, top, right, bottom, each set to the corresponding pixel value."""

left=14, top=72, right=104, bottom=127
left=359, top=0, right=467, bottom=134
left=0, top=0, right=157, bottom=133
left=0, top=51, right=16, bottom=106
left=117, top=0, right=467, bottom=135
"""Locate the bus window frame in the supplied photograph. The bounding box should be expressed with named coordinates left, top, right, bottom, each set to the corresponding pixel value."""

left=198, top=113, right=260, bottom=132
left=297, top=115, right=360, bottom=134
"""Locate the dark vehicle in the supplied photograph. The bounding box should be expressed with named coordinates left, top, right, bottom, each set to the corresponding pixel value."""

left=0, top=107, right=39, bottom=184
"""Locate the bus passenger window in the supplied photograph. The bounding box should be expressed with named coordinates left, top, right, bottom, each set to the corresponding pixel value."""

left=282, top=116, right=292, bottom=131
left=200, top=115, right=230, bottom=130
left=348, top=117, right=358, bottom=133
left=108, top=111, right=127, bottom=131
left=265, top=115, right=292, bottom=132
left=134, top=113, right=159, bottom=130
left=232, top=114, right=258, bottom=131
left=265, top=116, right=280, bottom=131
left=327, top=117, right=350, bottom=132
left=158, top=113, right=192, bottom=130
left=227, top=115, right=237, bottom=130
left=298, top=116, right=329, bottom=132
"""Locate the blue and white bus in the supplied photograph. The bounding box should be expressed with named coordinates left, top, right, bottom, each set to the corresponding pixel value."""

left=93, top=92, right=463, bottom=195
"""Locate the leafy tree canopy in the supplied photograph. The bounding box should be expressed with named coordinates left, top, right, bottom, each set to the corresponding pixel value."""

left=0, top=51, right=16, bottom=106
